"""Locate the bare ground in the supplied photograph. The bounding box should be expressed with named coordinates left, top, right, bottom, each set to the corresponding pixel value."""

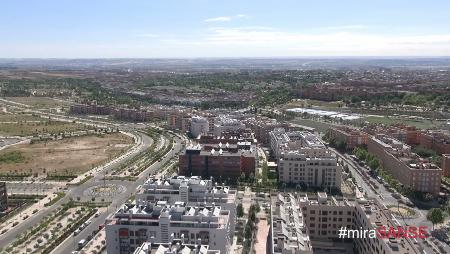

left=0, top=133, right=133, bottom=176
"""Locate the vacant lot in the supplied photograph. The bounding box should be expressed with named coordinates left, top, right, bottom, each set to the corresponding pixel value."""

left=5, top=97, right=71, bottom=109
left=0, top=118, right=91, bottom=136
left=0, top=133, right=133, bottom=176
left=0, top=112, right=43, bottom=122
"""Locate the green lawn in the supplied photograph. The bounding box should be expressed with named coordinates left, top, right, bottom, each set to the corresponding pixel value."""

left=290, top=118, right=335, bottom=133
left=363, top=116, right=447, bottom=130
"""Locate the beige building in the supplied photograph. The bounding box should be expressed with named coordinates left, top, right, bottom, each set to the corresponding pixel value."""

left=271, top=129, right=342, bottom=189
left=368, top=135, right=442, bottom=194
left=270, top=192, right=422, bottom=254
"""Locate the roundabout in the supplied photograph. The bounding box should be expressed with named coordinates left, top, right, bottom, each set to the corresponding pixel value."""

left=83, top=183, right=126, bottom=198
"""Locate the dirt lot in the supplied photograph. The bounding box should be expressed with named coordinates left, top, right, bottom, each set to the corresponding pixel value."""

left=0, top=133, right=133, bottom=176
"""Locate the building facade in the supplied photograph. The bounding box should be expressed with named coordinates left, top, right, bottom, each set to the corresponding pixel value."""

left=368, top=135, right=442, bottom=194
left=190, top=116, right=209, bottom=138
left=269, top=192, right=422, bottom=254
left=270, top=129, right=342, bottom=189
left=178, top=143, right=256, bottom=181
left=328, top=126, right=369, bottom=150
left=105, top=201, right=233, bottom=254
left=133, top=241, right=220, bottom=254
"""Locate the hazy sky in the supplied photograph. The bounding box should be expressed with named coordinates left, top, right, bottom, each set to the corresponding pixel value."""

left=2, top=0, right=450, bottom=58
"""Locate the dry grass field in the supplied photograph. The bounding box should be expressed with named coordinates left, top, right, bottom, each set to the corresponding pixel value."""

left=5, top=97, right=71, bottom=108
left=0, top=133, right=133, bottom=176
left=0, top=115, right=91, bottom=136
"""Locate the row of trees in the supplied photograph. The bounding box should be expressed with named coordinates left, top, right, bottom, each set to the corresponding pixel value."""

left=353, top=147, right=435, bottom=200
left=243, top=203, right=260, bottom=254
left=353, top=147, right=381, bottom=170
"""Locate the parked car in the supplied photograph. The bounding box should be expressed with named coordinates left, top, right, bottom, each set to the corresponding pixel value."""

left=78, top=239, right=87, bottom=250
left=391, top=193, right=401, bottom=199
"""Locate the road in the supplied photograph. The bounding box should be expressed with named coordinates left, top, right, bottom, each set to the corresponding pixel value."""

left=0, top=130, right=152, bottom=245
left=52, top=135, right=184, bottom=254
left=332, top=148, right=450, bottom=253
left=0, top=98, right=183, bottom=250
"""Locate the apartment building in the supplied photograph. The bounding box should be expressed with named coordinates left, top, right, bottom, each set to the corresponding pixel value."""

left=270, top=129, right=342, bottom=189
left=269, top=192, right=422, bottom=254
left=269, top=193, right=313, bottom=254
left=167, top=112, right=192, bottom=132
left=105, top=201, right=234, bottom=254
left=0, top=182, right=7, bottom=212
left=278, top=150, right=341, bottom=189
left=364, top=125, right=449, bottom=155
left=244, top=117, right=288, bottom=145
left=135, top=176, right=237, bottom=211
left=112, top=108, right=153, bottom=122
left=190, top=116, right=209, bottom=138
left=270, top=129, right=328, bottom=159
left=368, top=135, right=442, bottom=194
left=328, top=126, right=369, bottom=150
left=417, top=131, right=450, bottom=155
left=133, top=240, right=220, bottom=254
left=178, top=143, right=256, bottom=181
left=212, top=116, right=246, bottom=136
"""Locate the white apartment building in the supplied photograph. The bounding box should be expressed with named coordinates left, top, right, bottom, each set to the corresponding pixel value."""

left=133, top=240, right=220, bottom=254
left=106, top=201, right=233, bottom=254
left=190, top=116, right=209, bottom=138
left=213, top=116, right=245, bottom=136
left=269, top=193, right=313, bottom=254
left=269, top=128, right=328, bottom=159
left=270, top=192, right=422, bottom=254
left=270, top=129, right=341, bottom=189
left=135, top=176, right=237, bottom=210
left=278, top=150, right=341, bottom=189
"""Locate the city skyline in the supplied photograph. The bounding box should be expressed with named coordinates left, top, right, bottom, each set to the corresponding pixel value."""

left=1, top=0, right=450, bottom=58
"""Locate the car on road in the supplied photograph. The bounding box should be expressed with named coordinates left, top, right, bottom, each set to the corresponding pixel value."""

left=74, top=228, right=81, bottom=236
left=84, top=220, right=92, bottom=227
left=94, top=211, right=100, bottom=217
left=391, top=193, right=401, bottom=199
left=77, top=239, right=87, bottom=250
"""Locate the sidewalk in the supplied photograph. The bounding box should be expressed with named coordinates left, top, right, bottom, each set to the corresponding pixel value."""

left=0, top=189, right=58, bottom=234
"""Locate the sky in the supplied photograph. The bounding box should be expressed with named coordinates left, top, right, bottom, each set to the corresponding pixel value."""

left=1, top=0, right=450, bottom=58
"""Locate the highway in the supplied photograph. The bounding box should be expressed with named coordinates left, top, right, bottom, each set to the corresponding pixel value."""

left=0, top=130, right=153, bottom=246
left=332, top=148, right=450, bottom=253
left=0, top=98, right=186, bottom=252
left=51, top=134, right=184, bottom=254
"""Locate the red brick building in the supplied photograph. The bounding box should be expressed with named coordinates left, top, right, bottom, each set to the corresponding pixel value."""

left=328, top=126, right=369, bottom=149
left=368, top=135, right=442, bottom=194
left=178, top=144, right=256, bottom=181
left=417, top=131, right=450, bottom=155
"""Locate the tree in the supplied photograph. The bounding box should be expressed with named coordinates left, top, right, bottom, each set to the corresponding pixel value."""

left=427, top=208, right=444, bottom=230
left=335, top=140, right=347, bottom=152
left=367, top=158, right=380, bottom=170
left=237, top=203, right=244, bottom=218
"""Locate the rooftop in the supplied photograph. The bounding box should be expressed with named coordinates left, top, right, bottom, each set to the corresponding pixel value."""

left=134, top=241, right=219, bottom=254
